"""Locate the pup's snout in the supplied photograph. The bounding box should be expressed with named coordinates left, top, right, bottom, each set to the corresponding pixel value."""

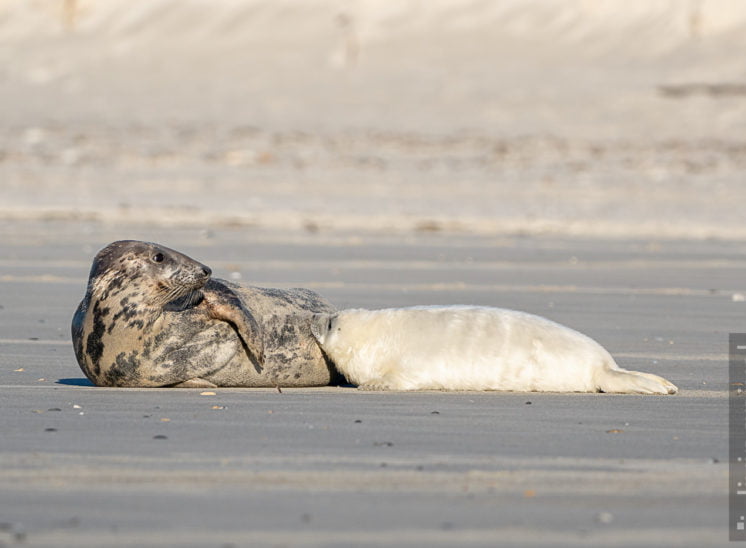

left=310, top=313, right=326, bottom=342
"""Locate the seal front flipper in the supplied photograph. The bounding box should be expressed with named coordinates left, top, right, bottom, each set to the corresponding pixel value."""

left=201, top=279, right=265, bottom=365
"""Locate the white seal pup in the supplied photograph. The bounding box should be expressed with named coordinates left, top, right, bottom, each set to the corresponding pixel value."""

left=310, top=306, right=678, bottom=394
left=72, top=240, right=337, bottom=388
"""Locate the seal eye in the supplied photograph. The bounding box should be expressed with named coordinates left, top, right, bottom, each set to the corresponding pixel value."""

left=152, top=252, right=165, bottom=264
left=328, top=319, right=333, bottom=331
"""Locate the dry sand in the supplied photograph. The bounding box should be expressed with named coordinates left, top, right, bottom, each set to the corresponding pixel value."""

left=2, top=0, right=746, bottom=238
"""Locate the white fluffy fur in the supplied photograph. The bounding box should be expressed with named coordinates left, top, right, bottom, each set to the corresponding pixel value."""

left=310, top=306, right=677, bottom=394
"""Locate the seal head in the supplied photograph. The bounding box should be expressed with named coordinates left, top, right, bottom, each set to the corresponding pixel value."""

left=72, top=240, right=219, bottom=386
left=86, top=240, right=211, bottom=307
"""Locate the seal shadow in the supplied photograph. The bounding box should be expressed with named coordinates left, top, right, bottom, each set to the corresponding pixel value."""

left=56, top=378, right=95, bottom=387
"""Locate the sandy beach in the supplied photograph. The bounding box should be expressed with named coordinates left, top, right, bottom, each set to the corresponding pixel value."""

left=0, top=2, right=742, bottom=546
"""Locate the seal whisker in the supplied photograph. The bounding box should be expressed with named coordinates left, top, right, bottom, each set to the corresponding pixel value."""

left=158, top=284, right=191, bottom=307
left=179, top=289, right=202, bottom=311
left=180, top=290, right=194, bottom=311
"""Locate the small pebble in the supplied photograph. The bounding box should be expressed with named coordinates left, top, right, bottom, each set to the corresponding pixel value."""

left=595, top=511, right=614, bottom=524
left=200, top=391, right=216, bottom=396
left=153, top=435, right=168, bottom=440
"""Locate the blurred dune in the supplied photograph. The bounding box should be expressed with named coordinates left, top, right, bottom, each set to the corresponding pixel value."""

left=1, top=0, right=746, bottom=238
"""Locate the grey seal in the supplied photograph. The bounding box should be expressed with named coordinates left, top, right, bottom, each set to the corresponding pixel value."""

left=311, top=306, right=677, bottom=394
left=71, top=240, right=337, bottom=388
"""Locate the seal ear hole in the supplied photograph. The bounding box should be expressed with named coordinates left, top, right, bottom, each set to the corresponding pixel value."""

left=152, top=252, right=165, bottom=264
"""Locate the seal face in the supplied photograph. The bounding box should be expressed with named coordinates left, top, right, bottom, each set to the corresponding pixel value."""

left=311, top=306, right=678, bottom=394
left=72, top=240, right=337, bottom=387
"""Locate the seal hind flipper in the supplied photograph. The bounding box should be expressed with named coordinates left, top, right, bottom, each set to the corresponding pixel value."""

left=168, top=378, right=219, bottom=389
left=596, top=368, right=678, bottom=395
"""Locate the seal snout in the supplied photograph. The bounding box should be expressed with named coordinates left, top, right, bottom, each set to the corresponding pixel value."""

left=310, top=313, right=325, bottom=342
left=181, top=259, right=211, bottom=286
left=192, top=262, right=211, bottom=286
left=310, top=312, right=335, bottom=344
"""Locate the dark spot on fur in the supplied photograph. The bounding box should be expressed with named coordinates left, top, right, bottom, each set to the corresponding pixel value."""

left=104, top=350, right=141, bottom=386
left=100, top=276, right=125, bottom=301
left=276, top=323, right=298, bottom=346
left=71, top=304, right=90, bottom=381
left=85, top=302, right=107, bottom=375
left=141, top=337, right=153, bottom=359
left=108, top=302, right=141, bottom=334
left=116, top=301, right=139, bottom=319
left=269, top=350, right=296, bottom=366
left=127, top=319, right=145, bottom=330
left=258, top=288, right=300, bottom=306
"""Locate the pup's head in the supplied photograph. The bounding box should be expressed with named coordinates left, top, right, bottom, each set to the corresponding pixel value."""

left=88, top=240, right=212, bottom=306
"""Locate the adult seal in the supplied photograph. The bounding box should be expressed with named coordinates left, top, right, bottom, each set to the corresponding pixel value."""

left=311, top=305, right=678, bottom=394
left=72, top=240, right=337, bottom=388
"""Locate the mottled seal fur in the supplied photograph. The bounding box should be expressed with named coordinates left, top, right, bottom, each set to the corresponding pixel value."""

left=72, top=240, right=337, bottom=387
left=311, top=306, right=678, bottom=394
